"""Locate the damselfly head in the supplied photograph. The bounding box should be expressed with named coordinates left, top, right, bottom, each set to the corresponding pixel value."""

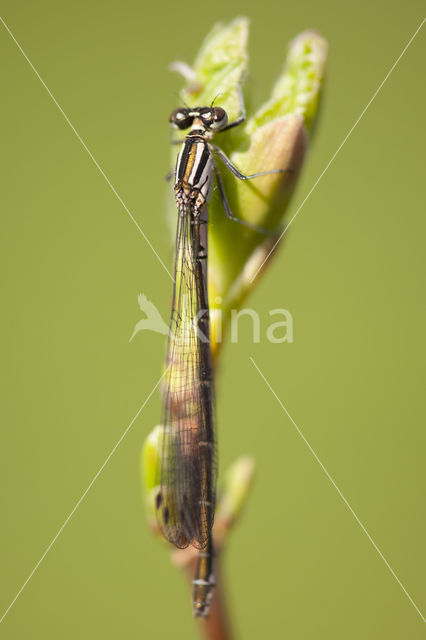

left=169, top=106, right=228, bottom=132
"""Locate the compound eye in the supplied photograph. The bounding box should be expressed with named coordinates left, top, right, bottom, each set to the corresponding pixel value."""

left=211, top=106, right=228, bottom=130
left=169, top=108, right=193, bottom=130
left=200, top=110, right=214, bottom=124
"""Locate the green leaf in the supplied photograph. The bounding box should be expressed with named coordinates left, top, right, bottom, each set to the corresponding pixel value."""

left=170, top=19, right=327, bottom=358
left=142, top=424, right=164, bottom=492
left=215, top=455, right=256, bottom=539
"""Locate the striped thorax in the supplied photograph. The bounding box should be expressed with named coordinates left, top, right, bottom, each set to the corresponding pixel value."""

left=170, top=107, right=229, bottom=213
left=175, top=134, right=214, bottom=211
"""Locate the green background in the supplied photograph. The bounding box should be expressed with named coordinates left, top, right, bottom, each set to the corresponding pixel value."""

left=1, top=1, right=425, bottom=638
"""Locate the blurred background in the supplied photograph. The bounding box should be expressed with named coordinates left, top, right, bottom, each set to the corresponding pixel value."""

left=0, top=1, right=425, bottom=638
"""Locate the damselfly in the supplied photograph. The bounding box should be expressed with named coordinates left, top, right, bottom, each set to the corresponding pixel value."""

left=156, top=89, right=285, bottom=617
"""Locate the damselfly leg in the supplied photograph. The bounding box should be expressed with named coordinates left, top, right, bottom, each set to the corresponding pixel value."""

left=213, top=165, right=278, bottom=236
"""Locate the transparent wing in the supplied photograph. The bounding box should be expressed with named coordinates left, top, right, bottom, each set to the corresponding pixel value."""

left=155, top=206, right=216, bottom=549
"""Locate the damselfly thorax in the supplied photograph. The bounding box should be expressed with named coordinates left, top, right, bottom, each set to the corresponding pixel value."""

left=174, top=126, right=215, bottom=212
